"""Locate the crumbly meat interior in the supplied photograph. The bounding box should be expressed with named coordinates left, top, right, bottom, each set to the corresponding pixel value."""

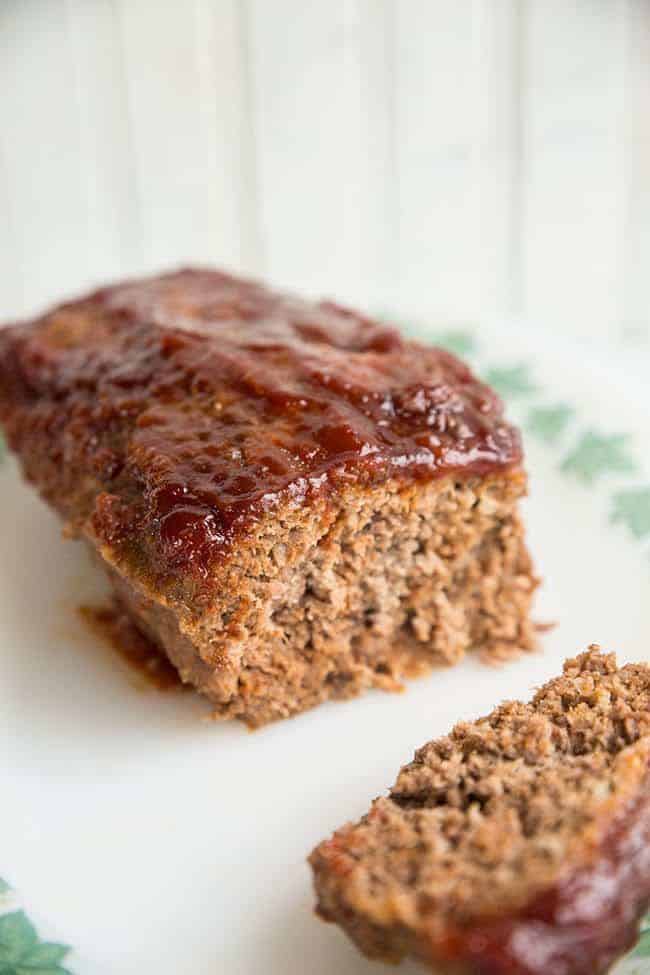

left=310, top=650, right=650, bottom=945
left=99, top=472, right=536, bottom=726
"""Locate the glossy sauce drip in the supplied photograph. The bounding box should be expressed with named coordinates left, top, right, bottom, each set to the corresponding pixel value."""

left=437, top=786, right=650, bottom=975
left=79, top=605, right=185, bottom=691
left=11, top=269, right=522, bottom=577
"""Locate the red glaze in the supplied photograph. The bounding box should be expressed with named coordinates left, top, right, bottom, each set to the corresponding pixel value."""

left=0, top=269, right=522, bottom=578
left=437, top=788, right=650, bottom=975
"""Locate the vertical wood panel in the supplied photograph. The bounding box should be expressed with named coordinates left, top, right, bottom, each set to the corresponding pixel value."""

left=622, top=0, right=650, bottom=342
left=195, top=0, right=261, bottom=274
left=356, top=0, right=397, bottom=311
left=117, top=0, right=249, bottom=272
left=394, top=0, right=476, bottom=324
left=1, top=0, right=649, bottom=342
left=0, top=0, right=89, bottom=316
left=0, top=141, right=24, bottom=318
left=521, top=0, right=627, bottom=339
left=473, top=0, right=522, bottom=321
left=247, top=0, right=375, bottom=302
left=65, top=0, right=140, bottom=284
left=393, top=0, right=520, bottom=325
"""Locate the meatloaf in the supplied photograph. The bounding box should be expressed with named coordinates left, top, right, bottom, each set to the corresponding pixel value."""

left=0, top=268, right=537, bottom=725
left=310, top=648, right=650, bottom=974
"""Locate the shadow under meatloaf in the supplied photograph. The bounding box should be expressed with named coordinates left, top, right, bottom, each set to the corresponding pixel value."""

left=0, top=267, right=537, bottom=726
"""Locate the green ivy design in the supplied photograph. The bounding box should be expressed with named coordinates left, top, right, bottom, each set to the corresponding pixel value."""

left=0, top=879, right=11, bottom=896
left=632, top=940, right=650, bottom=961
left=561, top=432, right=638, bottom=484
left=611, top=488, right=650, bottom=540
left=483, top=363, right=537, bottom=399
left=433, top=329, right=477, bottom=358
left=0, top=911, right=71, bottom=974
left=631, top=916, right=650, bottom=960
left=526, top=404, right=574, bottom=444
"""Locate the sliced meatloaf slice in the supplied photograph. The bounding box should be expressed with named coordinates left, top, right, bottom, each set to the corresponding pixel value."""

left=0, top=268, right=537, bottom=725
left=310, top=648, right=650, bottom=974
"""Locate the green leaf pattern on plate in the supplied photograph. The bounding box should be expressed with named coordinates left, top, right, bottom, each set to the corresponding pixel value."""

left=628, top=917, right=650, bottom=970
left=0, top=911, right=71, bottom=975
left=526, top=404, right=575, bottom=444
left=433, top=329, right=477, bottom=358
left=484, top=363, right=538, bottom=398
left=611, top=488, right=650, bottom=540
left=561, top=431, right=638, bottom=484
left=632, top=933, right=650, bottom=959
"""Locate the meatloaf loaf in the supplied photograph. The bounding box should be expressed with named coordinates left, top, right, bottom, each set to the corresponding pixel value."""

left=310, top=648, right=650, bottom=974
left=0, top=268, right=537, bottom=725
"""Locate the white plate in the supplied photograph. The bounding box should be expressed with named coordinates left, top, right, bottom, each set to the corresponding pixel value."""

left=2, top=322, right=650, bottom=974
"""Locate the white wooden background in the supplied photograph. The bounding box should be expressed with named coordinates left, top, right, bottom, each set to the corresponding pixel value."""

left=1, top=0, right=649, bottom=342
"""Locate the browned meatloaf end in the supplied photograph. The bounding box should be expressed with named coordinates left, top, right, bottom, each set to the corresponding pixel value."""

left=0, top=268, right=537, bottom=725
left=309, top=648, right=650, bottom=974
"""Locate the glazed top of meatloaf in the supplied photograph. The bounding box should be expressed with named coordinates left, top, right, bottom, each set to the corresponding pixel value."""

left=0, top=268, right=522, bottom=578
